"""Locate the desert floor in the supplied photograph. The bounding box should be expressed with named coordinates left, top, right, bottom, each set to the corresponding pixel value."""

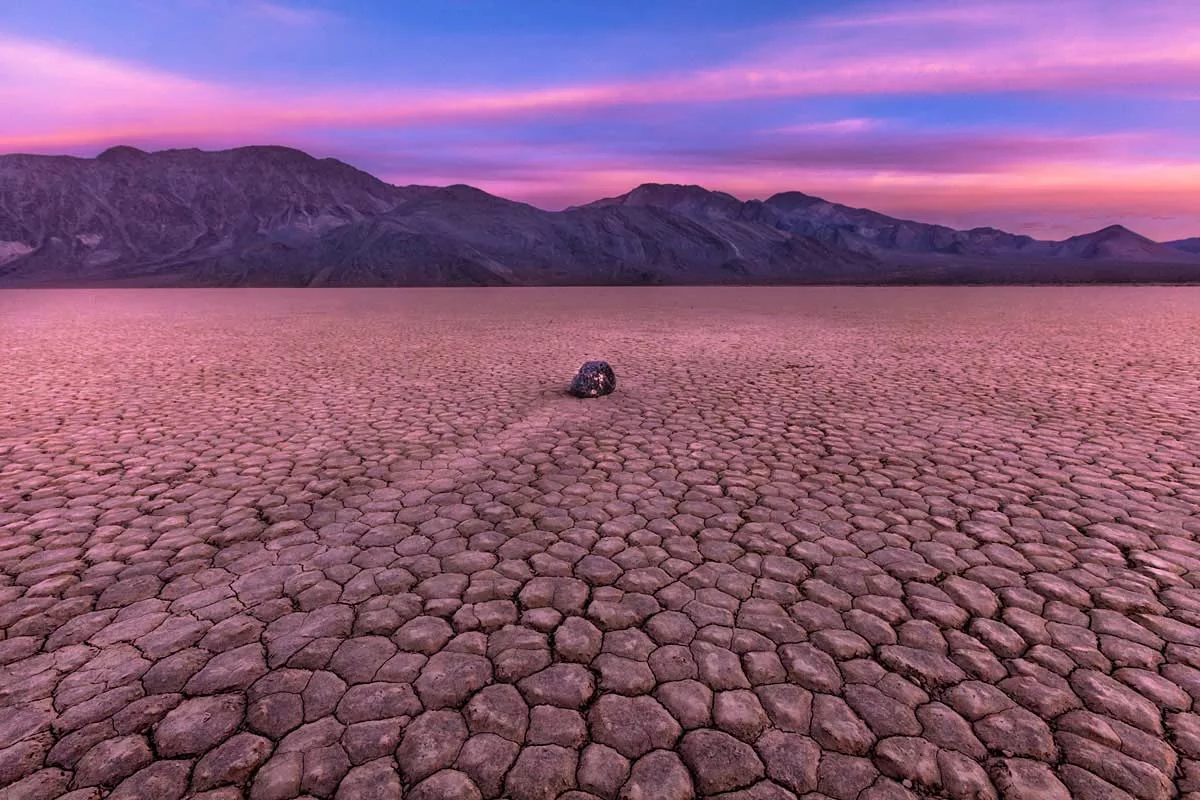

left=2, top=286, right=1200, bottom=800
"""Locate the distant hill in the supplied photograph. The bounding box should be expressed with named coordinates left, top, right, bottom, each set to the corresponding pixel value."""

left=1, top=146, right=1198, bottom=286
left=1051, top=225, right=1191, bottom=262
left=586, top=185, right=1040, bottom=258
left=588, top=184, right=1196, bottom=264
left=1166, top=237, right=1200, bottom=254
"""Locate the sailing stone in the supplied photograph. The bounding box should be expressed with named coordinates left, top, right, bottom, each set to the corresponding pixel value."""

left=569, top=361, right=616, bottom=398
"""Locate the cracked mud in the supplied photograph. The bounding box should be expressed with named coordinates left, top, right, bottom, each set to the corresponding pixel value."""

left=2, top=287, right=1200, bottom=800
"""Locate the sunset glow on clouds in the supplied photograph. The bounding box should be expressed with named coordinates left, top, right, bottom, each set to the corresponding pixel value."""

left=2, top=0, right=1199, bottom=239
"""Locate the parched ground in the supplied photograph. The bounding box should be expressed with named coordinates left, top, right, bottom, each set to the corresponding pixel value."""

left=2, top=286, right=1200, bottom=800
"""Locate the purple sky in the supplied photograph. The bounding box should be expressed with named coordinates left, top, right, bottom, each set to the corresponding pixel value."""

left=2, top=0, right=1199, bottom=240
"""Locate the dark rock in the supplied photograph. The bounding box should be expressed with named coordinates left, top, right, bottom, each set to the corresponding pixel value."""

left=569, top=362, right=616, bottom=398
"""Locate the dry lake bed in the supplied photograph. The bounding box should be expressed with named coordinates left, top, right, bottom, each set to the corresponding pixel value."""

left=2, top=286, right=1200, bottom=800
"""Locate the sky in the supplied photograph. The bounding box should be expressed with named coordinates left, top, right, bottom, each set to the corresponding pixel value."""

left=2, top=0, right=1199, bottom=240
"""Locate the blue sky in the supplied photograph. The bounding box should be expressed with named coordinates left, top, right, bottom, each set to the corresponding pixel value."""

left=2, top=0, right=1199, bottom=239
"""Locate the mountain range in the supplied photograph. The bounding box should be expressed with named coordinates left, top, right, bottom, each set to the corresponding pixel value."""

left=1, top=145, right=1197, bottom=287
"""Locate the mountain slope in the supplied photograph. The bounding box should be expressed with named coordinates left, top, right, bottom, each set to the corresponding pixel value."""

left=160, top=186, right=881, bottom=287
left=1, top=146, right=1198, bottom=287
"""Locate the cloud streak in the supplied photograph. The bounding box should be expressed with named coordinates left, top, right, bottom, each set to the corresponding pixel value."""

left=0, top=34, right=221, bottom=120
left=5, top=0, right=1200, bottom=146
left=685, top=130, right=1148, bottom=174
left=249, top=1, right=337, bottom=27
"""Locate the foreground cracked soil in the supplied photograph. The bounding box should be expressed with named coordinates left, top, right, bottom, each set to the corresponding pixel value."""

left=2, top=287, right=1200, bottom=800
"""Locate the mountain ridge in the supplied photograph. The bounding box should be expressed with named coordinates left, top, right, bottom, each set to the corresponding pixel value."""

left=1, top=145, right=1197, bottom=287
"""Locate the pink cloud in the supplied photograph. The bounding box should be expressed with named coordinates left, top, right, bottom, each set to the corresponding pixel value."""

left=688, top=130, right=1152, bottom=174
left=248, top=1, right=339, bottom=27
left=0, top=35, right=223, bottom=122
left=349, top=124, right=1165, bottom=200
left=771, top=119, right=880, bottom=135
left=3, top=0, right=1200, bottom=150
left=756, top=0, right=1200, bottom=91
left=811, top=4, right=1016, bottom=28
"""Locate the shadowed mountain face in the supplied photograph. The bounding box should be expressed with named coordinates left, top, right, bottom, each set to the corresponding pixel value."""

left=0, top=146, right=410, bottom=285
left=1, top=147, right=1198, bottom=286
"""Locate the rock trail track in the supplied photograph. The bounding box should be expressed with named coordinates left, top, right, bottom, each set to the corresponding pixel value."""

left=1, top=286, right=1200, bottom=800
